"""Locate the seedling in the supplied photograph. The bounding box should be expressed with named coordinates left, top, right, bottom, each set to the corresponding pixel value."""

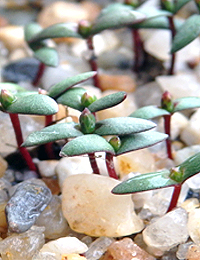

left=112, top=151, right=200, bottom=211
left=130, top=91, right=200, bottom=159
left=23, top=90, right=167, bottom=179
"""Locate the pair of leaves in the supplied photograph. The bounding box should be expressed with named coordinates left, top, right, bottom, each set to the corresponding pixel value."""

left=130, top=96, right=200, bottom=119
left=112, top=151, right=200, bottom=194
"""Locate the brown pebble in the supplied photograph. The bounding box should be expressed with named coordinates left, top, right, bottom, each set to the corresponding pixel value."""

left=100, top=237, right=155, bottom=260
left=98, top=74, right=136, bottom=92
left=186, top=244, right=200, bottom=260
left=42, top=177, right=61, bottom=195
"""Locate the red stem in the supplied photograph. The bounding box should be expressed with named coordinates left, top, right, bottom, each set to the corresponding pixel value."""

left=88, top=153, right=100, bottom=174
left=86, top=37, right=102, bottom=90
left=33, top=62, right=46, bottom=86
left=163, top=114, right=173, bottom=160
left=168, top=16, right=176, bottom=75
left=9, top=113, right=37, bottom=172
left=105, top=153, right=118, bottom=179
left=132, top=29, right=144, bottom=72
left=167, top=184, right=182, bottom=212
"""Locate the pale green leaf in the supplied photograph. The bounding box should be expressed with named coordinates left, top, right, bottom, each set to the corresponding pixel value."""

left=34, top=47, right=59, bottom=67
left=130, top=105, right=169, bottom=119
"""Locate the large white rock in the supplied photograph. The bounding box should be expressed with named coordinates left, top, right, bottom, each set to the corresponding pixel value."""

left=62, top=174, right=144, bottom=237
left=188, top=208, right=200, bottom=245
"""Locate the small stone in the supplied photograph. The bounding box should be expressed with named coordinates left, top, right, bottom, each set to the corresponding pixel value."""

left=62, top=253, right=87, bottom=260
left=9, top=48, right=28, bottom=62
left=116, top=149, right=156, bottom=178
left=186, top=244, right=200, bottom=260
left=37, top=160, right=58, bottom=178
left=0, top=156, right=7, bottom=178
left=142, top=207, right=189, bottom=254
left=181, top=109, right=200, bottom=146
left=156, top=74, right=200, bottom=99
left=42, top=177, right=61, bottom=195
left=36, top=195, right=70, bottom=239
left=6, top=182, right=52, bottom=233
left=174, top=145, right=200, bottom=165
left=85, top=237, right=115, bottom=260
left=2, top=57, right=40, bottom=83
left=180, top=198, right=199, bottom=213
left=188, top=208, right=200, bottom=244
left=0, top=203, right=8, bottom=234
left=36, top=237, right=88, bottom=259
left=62, top=174, right=144, bottom=237
left=176, top=242, right=193, bottom=260
left=0, top=226, right=45, bottom=260
left=0, top=25, right=25, bottom=51
left=98, top=73, right=136, bottom=92
left=100, top=237, right=155, bottom=260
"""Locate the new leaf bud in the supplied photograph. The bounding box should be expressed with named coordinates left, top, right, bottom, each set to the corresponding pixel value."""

left=79, top=108, right=96, bottom=134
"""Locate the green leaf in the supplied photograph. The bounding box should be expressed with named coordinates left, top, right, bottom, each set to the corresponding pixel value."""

left=136, top=6, right=172, bottom=19
left=22, top=122, right=82, bottom=147
left=178, top=152, right=200, bottom=182
left=174, top=0, right=192, bottom=13
left=112, top=169, right=178, bottom=194
left=6, top=94, right=58, bottom=115
left=90, top=3, right=146, bottom=35
left=28, top=23, right=82, bottom=43
left=0, top=83, right=26, bottom=94
left=94, top=117, right=156, bottom=136
left=48, top=71, right=96, bottom=99
left=171, top=14, right=200, bottom=53
left=116, top=131, right=168, bottom=156
left=24, top=23, right=43, bottom=42
left=33, top=47, right=59, bottom=67
left=173, top=97, right=200, bottom=112
left=60, top=134, right=115, bottom=156
left=56, top=87, right=86, bottom=111
left=88, top=91, right=127, bottom=112
left=129, top=105, right=169, bottom=119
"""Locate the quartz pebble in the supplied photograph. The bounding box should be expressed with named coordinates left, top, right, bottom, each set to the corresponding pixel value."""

left=174, top=145, right=200, bottom=165
left=188, top=208, right=200, bottom=244
left=6, top=182, right=52, bottom=233
left=181, top=109, right=200, bottom=146
left=35, top=237, right=88, bottom=260
left=100, top=237, right=155, bottom=260
left=62, top=174, right=144, bottom=237
left=176, top=241, right=193, bottom=260
left=142, top=208, right=189, bottom=254
left=37, top=160, right=58, bottom=177
left=36, top=195, right=70, bottom=239
left=61, top=254, right=87, bottom=260
left=0, top=226, right=45, bottom=260
left=85, top=237, right=115, bottom=260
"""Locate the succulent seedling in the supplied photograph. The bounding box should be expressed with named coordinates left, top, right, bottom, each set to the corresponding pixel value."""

left=130, top=91, right=200, bottom=159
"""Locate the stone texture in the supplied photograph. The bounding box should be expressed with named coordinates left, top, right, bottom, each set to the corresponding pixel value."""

left=100, top=237, right=155, bottom=260
left=37, top=160, right=58, bottom=177
left=62, top=174, right=144, bottom=237
left=0, top=156, right=7, bottom=178
left=188, top=208, right=200, bottom=244
left=0, top=226, right=45, bottom=260
left=186, top=244, right=200, bottom=260
left=98, top=73, right=136, bottom=92
left=142, top=208, right=189, bottom=254
left=61, top=254, right=87, bottom=260
left=0, top=203, right=8, bottom=234
left=36, top=195, right=70, bottom=239
left=0, top=25, right=25, bottom=51
left=35, top=237, right=88, bottom=260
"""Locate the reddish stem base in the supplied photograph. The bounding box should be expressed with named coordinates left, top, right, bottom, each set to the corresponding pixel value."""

left=167, top=184, right=182, bottom=212
left=88, top=153, right=100, bottom=174
left=105, top=153, right=118, bottom=179
left=164, top=114, right=173, bottom=160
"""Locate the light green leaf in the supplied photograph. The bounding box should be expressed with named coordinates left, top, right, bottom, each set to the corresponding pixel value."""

left=174, top=0, right=192, bottom=13
left=130, top=105, right=169, bottom=119
left=60, top=134, right=115, bottom=156
left=24, top=23, right=43, bottom=42
left=90, top=3, right=146, bottom=35
left=56, top=87, right=86, bottom=111
left=171, top=14, right=200, bottom=53
left=33, top=47, right=59, bottom=67
left=94, top=117, right=156, bottom=136
left=48, top=71, right=96, bottom=99
left=88, top=91, right=126, bottom=112
left=116, top=131, right=168, bottom=155
left=112, top=169, right=178, bottom=194
left=28, top=23, right=82, bottom=43
left=22, top=122, right=82, bottom=147
left=173, top=97, right=200, bottom=112
left=6, top=94, right=58, bottom=115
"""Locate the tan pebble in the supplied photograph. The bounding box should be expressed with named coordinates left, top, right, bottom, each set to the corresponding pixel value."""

left=98, top=73, right=136, bottom=92
left=62, top=253, right=87, bottom=260
left=42, top=177, right=61, bottom=195
left=81, top=1, right=101, bottom=22
left=100, top=237, right=155, bottom=260
left=186, top=244, right=200, bottom=260
left=55, top=104, right=68, bottom=122
left=0, top=203, right=8, bottom=234
left=0, top=156, right=7, bottom=178
left=0, top=16, right=8, bottom=27
left=0, top=25, right=25, bottom=51
left=9, top=48, right=27, bottom=62
left=38, top=1, right=89, bottom=28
